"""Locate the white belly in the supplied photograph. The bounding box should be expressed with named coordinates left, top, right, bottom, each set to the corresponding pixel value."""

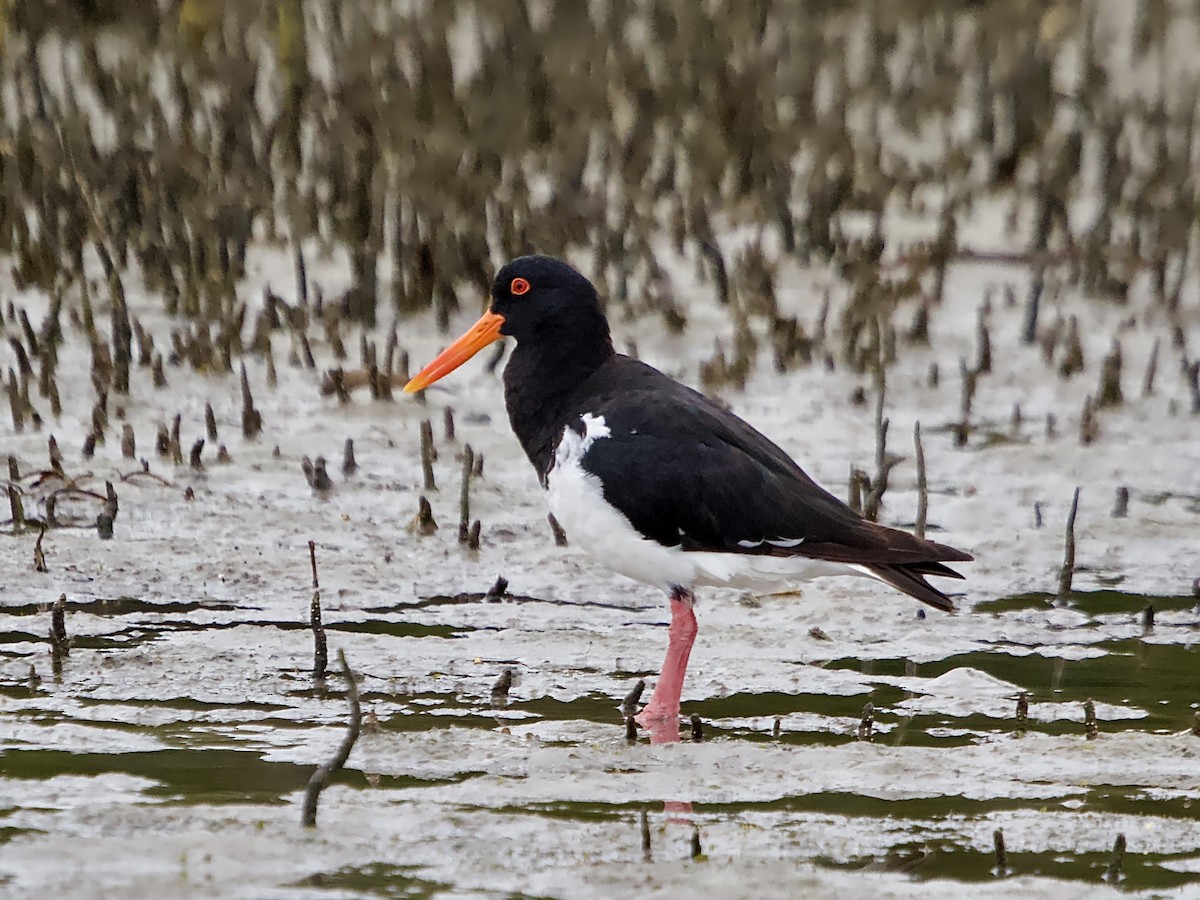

left=545, top=414, right=857, bottom=594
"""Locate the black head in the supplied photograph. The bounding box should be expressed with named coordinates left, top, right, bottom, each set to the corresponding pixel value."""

left=404, top=254, right=612, bottom=394
left=490, top=255, right=608, bottom=345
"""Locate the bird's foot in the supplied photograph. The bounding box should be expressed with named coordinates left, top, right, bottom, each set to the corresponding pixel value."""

left=634, top=705, right=682, bottom=743
left=633, top=704, right=679, bottom=727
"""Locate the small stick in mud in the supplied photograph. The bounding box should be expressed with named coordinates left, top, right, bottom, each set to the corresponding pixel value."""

left=1079, top=394, right=1098, bottom=445
left=863, top=387, right=900, bottom=522
left=547, top=513, right=568, bottom=546
left=624, top=715, right=638, bottom=743
left=620, top=679, right=646, bottom=717
left=310, top=457, right=333, bottom=496
left=322, top=368, right=350, bottom=403
left=48, top=437, right=63, bottom=474
left=773, top=717, right=781, bottom=738
left=954, top=359, right=976, bottom=447
left=1056, top=488, right=1080, bottom=606
left=241, top=363, right=262, bottom=439
left=309, top=541, right=327, bottom=682
left=341, top=438, right=357, bottom=476
left=640, top=810, right=652, bottom=862
left=458, top=445, right=474, bottom=544
left=490, top=668, right=514, bottom=703
left=443, top=406, right=455, bottom=442
left=690, top=826, right=703, bottom=860
left=992, top=828, right=1008, bottom=877
left=467, top=519, right=481, bottom=550
left=1058, top=316, right=1084, bottom=377
left=189, top=438, right=205, bottom=470
left=1111, top=486, right=1129, bottom=518
left=7, top=456, right=24, bottom=532
left=975, top=305, right=992, bottom=374
left=96, top=482, right=118, bottom=540
left=1141, top=338, right=1159, bottom=398
left=33, top=523, right=47, bottom=572
left=1084, top=699, right=1098, bottom=740
left=1187, top=360, right=1200, bottom=414
left=483, top=576, right=508, bottom=602
left=913, top=421, right=927, bottom=539
left=205, top=402, right=218, bottom=442
left=1141, top=604, right=1154, bottom=631
left=151, top=354, right=167, bottom=388
left=1103, top=833, right=1126, bottom=883
left=121, top=424, right=135, bottom=459
left=414, top=496, right=437, bottom=535
left=169, top=415, right=183, bottom=465
left=50, top=593, right=69, bottom=658
left=689, top=714, right=703, bottom=742
left=1096, top=340, right=1123, bottom=408
left=1034, top=501, right=1044, bottom=529
left=857, top=702, right=874, bottom=740
left=420, top=419, right=436, bottom=491
left=301, top=648, right=361, bottom=828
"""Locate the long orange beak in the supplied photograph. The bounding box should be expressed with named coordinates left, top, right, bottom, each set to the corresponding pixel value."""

left=403, top=309, right=506, bottom=393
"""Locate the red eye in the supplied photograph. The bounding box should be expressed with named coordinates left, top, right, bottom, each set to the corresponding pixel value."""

left=511, top=277, right=531, bottom=296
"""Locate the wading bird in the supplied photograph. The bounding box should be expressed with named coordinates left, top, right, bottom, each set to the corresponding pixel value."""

left=406, top=256, right=971, bottom=739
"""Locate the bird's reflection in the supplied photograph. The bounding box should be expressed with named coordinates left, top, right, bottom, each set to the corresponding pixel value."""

left=639, top=714, right=694, bottom=818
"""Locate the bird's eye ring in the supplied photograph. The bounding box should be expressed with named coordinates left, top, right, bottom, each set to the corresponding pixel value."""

left=510, top=277, right=531, bottom=296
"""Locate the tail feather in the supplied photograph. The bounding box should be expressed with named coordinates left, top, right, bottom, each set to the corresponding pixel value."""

left=859, top=562, right=963, bottom=612
left=901, top=560, right=966, bottom=580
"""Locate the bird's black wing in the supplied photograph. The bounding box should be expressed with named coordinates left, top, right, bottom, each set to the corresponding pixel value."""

left=567, top=359, right=970, bottom=608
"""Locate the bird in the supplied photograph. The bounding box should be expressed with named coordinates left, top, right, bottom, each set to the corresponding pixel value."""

left=405, top=255, right=972, bottom=739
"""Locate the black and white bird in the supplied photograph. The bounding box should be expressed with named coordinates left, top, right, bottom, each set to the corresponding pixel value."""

left=406, top=255, right=972, bottom=739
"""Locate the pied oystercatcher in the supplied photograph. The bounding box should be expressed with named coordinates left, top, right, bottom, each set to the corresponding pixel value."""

left=405, top=255, right=972, bottom=735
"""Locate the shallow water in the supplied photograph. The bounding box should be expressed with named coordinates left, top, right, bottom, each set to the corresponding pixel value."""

left=2, top=578, right=1198, bottom=897
left=3, top=3, right=1200, bottom=893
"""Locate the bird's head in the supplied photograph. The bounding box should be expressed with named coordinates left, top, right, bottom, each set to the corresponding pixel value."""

left=404, top=255, right=608, bottom=392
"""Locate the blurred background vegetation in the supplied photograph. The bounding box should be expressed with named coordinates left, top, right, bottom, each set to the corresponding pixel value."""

left=0, top=0, right=1196, bottom=397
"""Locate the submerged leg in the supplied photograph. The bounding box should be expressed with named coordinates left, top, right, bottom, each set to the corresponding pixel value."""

left=635, top=586, right=697, bottom=733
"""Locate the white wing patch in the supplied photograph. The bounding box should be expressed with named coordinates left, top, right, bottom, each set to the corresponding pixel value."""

left=737, top=537, right=806, bottom=549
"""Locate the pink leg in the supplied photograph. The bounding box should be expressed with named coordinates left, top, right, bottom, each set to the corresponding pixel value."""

left=635, top=587, right=697, bottom=738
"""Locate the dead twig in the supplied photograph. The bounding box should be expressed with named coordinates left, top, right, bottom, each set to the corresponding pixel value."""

left=458, top=444, right=474, bottom=544
left=50, top=593, right=69, bottom=658
left=300, top=648, right=361, bottom=828
left=309, top=540, right=327, bottom=682
left=620, top=679, right=646, bottom=717
left=913, top=422, right=927, bottom=539
left=33, top=523, right=47, bottom=572
left=1056, top=487, right=1081, bottom=606
left=420, top=420, right=436, bottom=491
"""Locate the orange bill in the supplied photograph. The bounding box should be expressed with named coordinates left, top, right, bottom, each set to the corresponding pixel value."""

left=403, top=309, right=506, bottom=393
